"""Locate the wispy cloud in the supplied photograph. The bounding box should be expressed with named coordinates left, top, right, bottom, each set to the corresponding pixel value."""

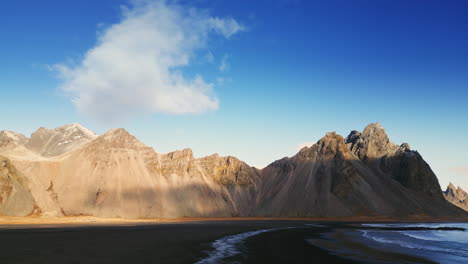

left=54, top=0, right=244, bottom=123
left=449, top=167, right=468, bottom=175
left=204, top=51, right=215, bottom=64
left=219, top=54, right=230, bottom=72
left=294, top=142, right=314, bottom=152
left=208, top=17, right=245, bottom=38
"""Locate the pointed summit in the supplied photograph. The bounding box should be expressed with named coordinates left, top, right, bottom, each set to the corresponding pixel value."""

left=95, top=128, right=147, bottom=149
left=316, top=132, right=347, bottom=156
left=363, top=122, right=384, bottom=132
left=444, top=183, right=468, bottom=211
left=101, top=128, right=132, bottom=139
left=448, top=182, right=456, bottom=190
left=0, top=130, right=28, bottom=147
left=346, top=123, right=398, bottom=160
left=26, top=123, right=97, bottom=157
left=296, top=131, right=355, bottom=161
left=58, top=123, right=97, bottom=139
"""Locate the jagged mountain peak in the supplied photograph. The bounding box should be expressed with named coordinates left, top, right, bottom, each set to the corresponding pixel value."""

left=317, top=132, right=347, bottom=154
left=166, top=148, right=194, bottom=160
left=399, top=142, right=411, bottom=151
left=345, top=130, right=361, bottom=143
left=296, top=131, right=354, bottom=161
left=360, top=123, right=395, bottom=149
left=1, top=123, right=466, bottom=219
left=444, top=183, right=468, bottom=211
left=93, top=128, right=148, bottom=150
left=346, top=123, right=398, bottom=160
left=101, top=128, right=132, bottom=138
left=445, top=183, right=467, bottom=196
left=56, top=123, right=97, bottom=138
left=31, top=123, right=97, bottom=138
left=448, top=182, right=456, bottom=190
left=363, top=122, right=384, bottom=131
left=25, top=124, right=98, bottom=157
left=0, top=130, right=27, bottom=141
left=0, top=131, right=28, bottom=149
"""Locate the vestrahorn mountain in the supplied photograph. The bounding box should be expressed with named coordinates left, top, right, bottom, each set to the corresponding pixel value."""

left=0, top=123, right=465, bottom=219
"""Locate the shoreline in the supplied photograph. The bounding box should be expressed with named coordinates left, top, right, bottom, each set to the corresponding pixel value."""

left=0, top=215, right=467, bottom=228
left=0, top=219, right=465, bottom=263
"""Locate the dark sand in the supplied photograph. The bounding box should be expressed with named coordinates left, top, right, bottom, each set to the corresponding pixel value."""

left=0, top=220, right=439, bottom=264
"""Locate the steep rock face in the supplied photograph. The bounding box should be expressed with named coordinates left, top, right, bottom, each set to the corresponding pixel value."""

left=444, top=184, right=468, bottom=211
left=0, top=131, right=33, bottom=158
left=346, top=123, right=398, bottom=161
left=255, top=132, right=387, bottom=217
left=255, top=125, right=465, bottom=218
left=25, top=124, right=97, bottom=157
left=346, top=123, right=444, bottom=199
left=17, top=128, right=259, bottom=218
left=0, top=156, right=36, bottom=216
left=198, top=154, right=260, bottom=186
left=0, top=131, right=28, bottom=147
left=0, top=123, right=465, bottom=219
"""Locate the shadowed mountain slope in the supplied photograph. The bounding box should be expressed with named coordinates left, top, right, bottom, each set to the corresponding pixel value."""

left=255, top=124, right=463, bottom=217
left=14, top=128, right=259, bottom=218
left=0, top=123, right=465, bottom=219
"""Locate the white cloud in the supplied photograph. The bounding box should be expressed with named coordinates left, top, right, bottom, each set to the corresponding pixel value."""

left=54, top=0, right=244, bottom=123
left=294, top=142, right=314, bottom=152
left=208, top=17, right=245, bottom=38
left=219, top=54, right=230, bottom=72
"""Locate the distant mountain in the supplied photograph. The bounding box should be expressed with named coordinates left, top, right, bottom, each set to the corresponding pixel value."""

left=444, top=183, right=468, bottom=211
left=26, top=124, right=97, bottom=157
left=0, top=124, right=96, bottom=159
left=0, top=123, right=465, bottom=219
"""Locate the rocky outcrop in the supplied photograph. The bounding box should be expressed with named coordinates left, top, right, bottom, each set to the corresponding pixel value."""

left=0, top=123, right=465, bottom=219
left=255, top=124, right=464, bottom=217
left=25, top=124, right=97, bottom=157
left=345, top=123, right=444, bottom=199
left=346, top=123, right=398, bottom=161
left=0, top=156, right=36, bottom=216
left=198, top=154, right=260, bottom=186
left=444, top=183, right=468, bottom=211
left=0, top=131, right=28, bottom=147
left=9, top=128, right=259, bottom=218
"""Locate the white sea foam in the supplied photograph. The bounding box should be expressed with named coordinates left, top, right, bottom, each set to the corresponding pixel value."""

left=361, top=223, right=468, bottom=229
left=306, top=224, right=326, bottom=228
left=401, top=230, right=468, bottom=244
left=361, top=229, right=468, bottom=258
left=195, top=227, right=292, bottom=264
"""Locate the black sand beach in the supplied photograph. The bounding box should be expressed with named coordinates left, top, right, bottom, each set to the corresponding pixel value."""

left=0, top=221, right=444, bottom=264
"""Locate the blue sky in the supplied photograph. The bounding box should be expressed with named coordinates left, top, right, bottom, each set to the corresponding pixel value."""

left=1, top=0, right=467, bottom=189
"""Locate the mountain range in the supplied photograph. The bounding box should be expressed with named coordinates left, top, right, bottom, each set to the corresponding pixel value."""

left=444, top=183, right=468, bottom=211
left=0, top=123, right=466, bottom=219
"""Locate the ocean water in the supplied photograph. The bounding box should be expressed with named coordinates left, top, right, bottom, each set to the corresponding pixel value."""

left=194, top=227, right=294, bottom=264
left=194, top=223, right=468, bottom=264
left=359, top=223, right=468, bottom=263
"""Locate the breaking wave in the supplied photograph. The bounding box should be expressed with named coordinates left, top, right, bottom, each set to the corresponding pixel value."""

left=360, top=223, right=468, bottom=260
left=195, top=227, right=293, bottom=264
